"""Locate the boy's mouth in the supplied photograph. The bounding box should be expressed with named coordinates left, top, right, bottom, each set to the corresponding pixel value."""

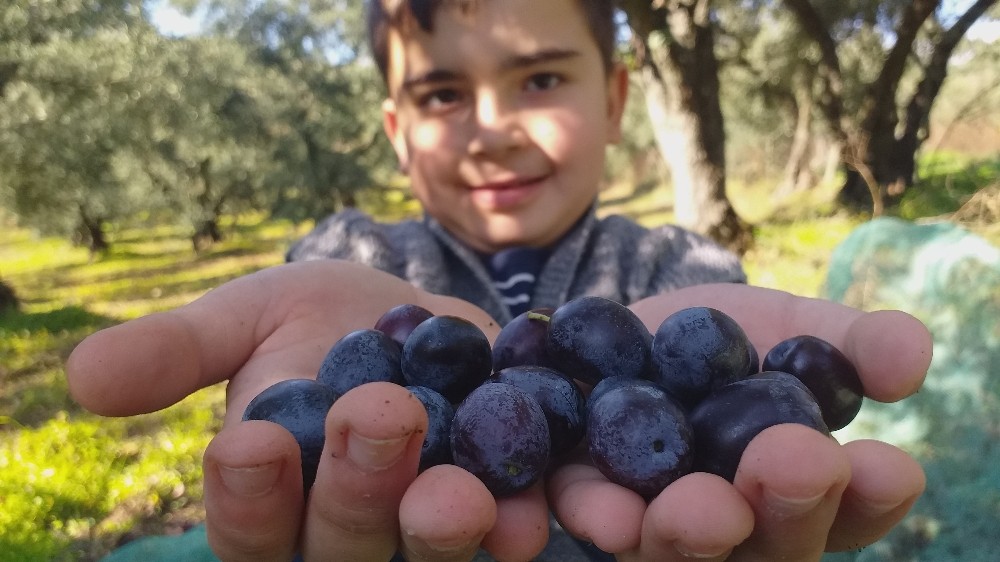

left=469, top=174, right=549, bottom=209
left=471, top=174, right=548, bottom=192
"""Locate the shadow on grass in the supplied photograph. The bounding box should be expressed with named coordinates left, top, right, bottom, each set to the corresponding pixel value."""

left=11, top=242, right=284, bottom=306
left=601, top=178, right=662, bottom=207
left=88, top=267, right=270, bottom=305
left=0, top=306, right=117, bottom=335
left=96, top=247, right=196, bottom=263
left=1, top=306, right=119, bottom=429
left=628, top=202, right=675, bottom=223
left=195, top=242, right=280, bottom=260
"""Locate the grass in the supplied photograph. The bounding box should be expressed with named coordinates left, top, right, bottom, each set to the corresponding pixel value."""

left=1, top=153, right=996, bottom=561
left=0, top=215, right=302, bottom=561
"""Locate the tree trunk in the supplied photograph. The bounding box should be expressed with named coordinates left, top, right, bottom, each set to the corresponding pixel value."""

left=192, top=158, right=226, bottom=251
left=0, top=62, right=18, bottom=98
left=783, top=0, right=849, bottom=145
left=817, top=136, right=842, bottom=186
left=840, top=0, right=942, bottom=209
left=624, top=0, right=753, bottom=255
left=774, top=79, right=817, bottom=199
left=787, top=0, right=994, bottom=211
left=77, top=208, right=109, bottom=254
left=0, top=279, right=19, bottom=313
left=193, top=219, right=224, bottom=252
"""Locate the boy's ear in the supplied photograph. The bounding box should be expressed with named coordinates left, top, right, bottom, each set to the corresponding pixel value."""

left=605, top=63, right=630, bottom=145
left=382, top=98, right=410, bottom=173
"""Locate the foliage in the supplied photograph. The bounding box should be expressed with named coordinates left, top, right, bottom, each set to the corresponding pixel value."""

left=177, top=0, right=394, bottom=223
left=0, top=3, right=160, bottom=247
left=0, top=0, right=391, bottom=251
left=2, top=0, right=998, bottom=252
left=713, top=0, right=1000, bottom=210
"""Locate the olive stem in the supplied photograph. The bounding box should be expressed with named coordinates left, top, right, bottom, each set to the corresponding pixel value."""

left=526, top=311, right=551, bottom=323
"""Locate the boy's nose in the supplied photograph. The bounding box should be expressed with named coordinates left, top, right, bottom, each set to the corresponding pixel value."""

left=468, top=92, right=525, bottom=156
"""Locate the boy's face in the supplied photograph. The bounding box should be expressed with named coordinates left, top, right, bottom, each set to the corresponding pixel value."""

left=382, top=0, right=628, bottom=254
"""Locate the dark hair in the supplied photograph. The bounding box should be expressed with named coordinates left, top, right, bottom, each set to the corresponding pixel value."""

left=367, top=0, right=618, bottom=83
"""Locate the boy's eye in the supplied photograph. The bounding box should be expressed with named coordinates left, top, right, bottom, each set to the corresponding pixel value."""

left=525, top=73, right=562, bottom=92
left=419, top=88, right=464, bottom=111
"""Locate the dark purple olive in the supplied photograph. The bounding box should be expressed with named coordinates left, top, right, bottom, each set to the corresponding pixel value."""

left=406, top=385, right=455, bottom=471
left=242, top=378, right=341, bottom=493
left=649, top=306, right=753, bottom=408
left=587, top=376, right=670, bottom=417
left=762, top=335, right=864, bottom=431
left=401, top=315, right=493, bottom=403
left=374, top=303, right=435, bottom=347
left=492, top=365, right=586, bottom=457
left=587, top=381, right=693, bottom=498
left=316, top=329, right=404, bottom=396
left=492, top=307, right=556, bottom=371
left=689, top=371, right=829, bottom=482
left=546, top=296, right=652, bottom=385
left=451, top=382, right=550, bottom=497
left=746, top=341, right=761, bottom=376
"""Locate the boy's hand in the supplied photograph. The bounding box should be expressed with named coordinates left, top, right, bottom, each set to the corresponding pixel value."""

left=67, top=264, right=931, bottom=562
left=66, top=260, right=549, bottom=562
left=548, top=284, right=931, bottom=561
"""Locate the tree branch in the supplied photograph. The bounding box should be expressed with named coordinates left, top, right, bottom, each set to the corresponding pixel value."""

left=782, top=0, right=847, bottom=143
left=861, top=0, right=940, bottom=136
left=902, top=0, right=999, bottom=155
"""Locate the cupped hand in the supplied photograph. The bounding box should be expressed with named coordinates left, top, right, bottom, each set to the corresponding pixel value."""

left=67, top=270, right=932, bottom=562
left=548, top=283, right=931, bottom=561
left=65, top=260, right=549, bottom=562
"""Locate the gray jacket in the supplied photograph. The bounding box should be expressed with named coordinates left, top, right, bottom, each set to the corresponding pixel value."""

left=286, top=206, right=746, bottom=326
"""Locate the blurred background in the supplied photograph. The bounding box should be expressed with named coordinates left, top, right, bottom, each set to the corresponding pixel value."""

left=1, top=1, right=998, bottom=560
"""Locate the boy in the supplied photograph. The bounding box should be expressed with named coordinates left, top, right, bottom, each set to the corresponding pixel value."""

left=67, top=1, right=931, bottom=560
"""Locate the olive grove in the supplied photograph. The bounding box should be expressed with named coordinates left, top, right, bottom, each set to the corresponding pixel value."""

left=1, top=0, right=997, bottom=253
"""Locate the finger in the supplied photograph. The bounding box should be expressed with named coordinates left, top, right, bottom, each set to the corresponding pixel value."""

left=629, top=284, right=932, bottom=402
left=301, top=382, right=426, bottom=561
left=65, top=261, right=406, bottom=417
left=547, top=463, right=646, bottom=554
left=826, top=439, right=926, bottom=552
left=730, top=423, right=852, bottom=562
left=203, top=421, right=304, bottom=562
left=838, top=309, right=931, bottom=402
left=617, top=472, right=753, bottom=562
left=481, top=481, right=551, bottom=562
left=65, top=308, right=228, bottom=417
left=397, top=464, right=497, bottom=562
left=66, top=260, right=500, bottom=420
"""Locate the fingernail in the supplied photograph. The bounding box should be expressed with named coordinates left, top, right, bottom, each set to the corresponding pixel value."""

left=674, top=542, right=729, bottom=559
left=851, top=493, right=902, bottom=518
left=427, top=542, right=477, bottom=555
left=763, top=488, right=825, bottom=519
left=347, top=431, right=410, bottom=473
left=219, top=461, right=281, bottom=498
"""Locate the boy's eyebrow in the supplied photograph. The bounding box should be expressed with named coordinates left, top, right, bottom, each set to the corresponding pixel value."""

left=400, top=48, right=582, bottom=92
left=402, top=69, right=460, bottom=92
left=499, top=48, right=582, bottom=71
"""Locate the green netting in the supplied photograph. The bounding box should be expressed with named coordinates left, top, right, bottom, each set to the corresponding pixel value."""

left=822, top=217, right=1000, bottom=562
left=100, top=524, right=218, bottom=562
